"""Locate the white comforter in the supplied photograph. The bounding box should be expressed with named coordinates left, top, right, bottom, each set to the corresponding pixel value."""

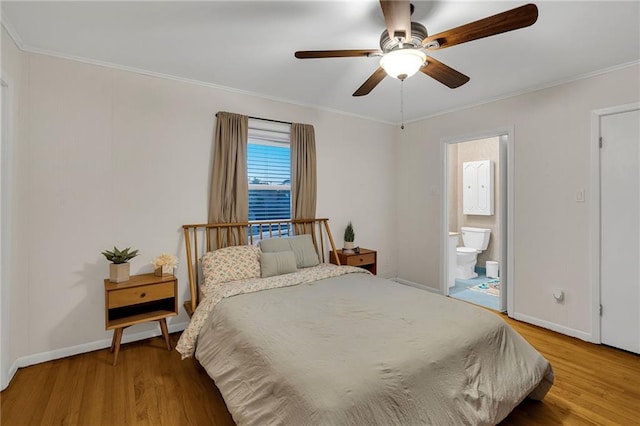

left=193, top=269, right=554, bottom=425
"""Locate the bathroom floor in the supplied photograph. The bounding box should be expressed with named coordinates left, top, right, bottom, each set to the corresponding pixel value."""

left=449, top=274, right=501, bottom=311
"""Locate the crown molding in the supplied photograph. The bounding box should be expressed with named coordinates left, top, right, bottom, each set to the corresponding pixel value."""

left=10, top=40, right=396, bottom=126
left=1, top=15, right=25, bottom=50
left=0, top=9, right=391, bottom=125
left=2, top=12, right=637, bottom=128
left=405, top=60, right=640, bottom=125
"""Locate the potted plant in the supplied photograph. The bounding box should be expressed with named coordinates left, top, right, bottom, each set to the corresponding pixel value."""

left=152, top=253, right=178, bottom=277
left=343, top=222, right=355, bottom=253
left=102, top=246, right=139, bottom=283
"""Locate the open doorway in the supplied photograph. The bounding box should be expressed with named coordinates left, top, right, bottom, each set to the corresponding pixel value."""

left=442, top=128, right=513, bottom=313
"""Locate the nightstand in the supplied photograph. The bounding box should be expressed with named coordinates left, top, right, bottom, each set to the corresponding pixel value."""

left=330, top=248, right=377, bottom=275
left=104, top=273, right=178, bottom=366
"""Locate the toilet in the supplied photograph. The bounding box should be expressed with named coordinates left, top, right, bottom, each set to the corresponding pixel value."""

left=456, top=227, right=491, bottom=279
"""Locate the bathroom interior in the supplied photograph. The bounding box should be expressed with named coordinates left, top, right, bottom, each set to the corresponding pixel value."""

left=447, top=137, right=501, bottom=311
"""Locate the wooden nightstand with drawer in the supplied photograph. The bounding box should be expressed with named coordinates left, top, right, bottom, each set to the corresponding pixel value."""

left=330, top=248, right=377, bottom=275
left=104, top=273, right=178, bottom=365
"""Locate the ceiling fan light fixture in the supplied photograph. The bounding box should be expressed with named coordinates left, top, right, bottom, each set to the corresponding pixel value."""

left=380, top=49, right=426, bottom=80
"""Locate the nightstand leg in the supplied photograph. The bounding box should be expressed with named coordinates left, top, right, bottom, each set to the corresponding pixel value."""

left=159, top=318, right=171, bottom=351
left=112, top=328, right=123, bottom=366
left=110, top=330, right=117, bottom=352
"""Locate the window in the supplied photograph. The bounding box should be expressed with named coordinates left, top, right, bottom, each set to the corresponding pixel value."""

left=247, top=142, right=290, bottom=220
left=247, top=120, right=291, bottom=225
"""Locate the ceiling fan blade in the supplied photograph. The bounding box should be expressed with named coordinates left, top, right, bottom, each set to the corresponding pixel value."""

left=295, top=49, right=381, bottom=59
left=379, top=0, right=412, bottom=44
left=421, top=57, right=470, bottom=88
left=353, top=67, right=387, bottom=97
left=422, top=3, right=538, bottom=50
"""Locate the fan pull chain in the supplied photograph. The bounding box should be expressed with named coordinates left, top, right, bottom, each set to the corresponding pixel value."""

left=400, top=80, right=405, bottom=130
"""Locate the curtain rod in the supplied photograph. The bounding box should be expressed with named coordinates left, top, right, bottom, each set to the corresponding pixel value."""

left=249, top=115, right=292, bottom=125
left=215, top=112, right=292, bottom=126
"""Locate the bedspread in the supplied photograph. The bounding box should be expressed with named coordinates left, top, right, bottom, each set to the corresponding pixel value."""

left=176, top=263, right=366, bottom=358
left=195, top=273, right=554, bottom=425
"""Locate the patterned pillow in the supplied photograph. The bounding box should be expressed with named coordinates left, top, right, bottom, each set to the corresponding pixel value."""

left=201, top=245, right=261, bottom=293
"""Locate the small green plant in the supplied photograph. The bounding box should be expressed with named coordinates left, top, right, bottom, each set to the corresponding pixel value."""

left=344, top=222, right=355, bottom=243
left=101, top=246, right=139, bottom=264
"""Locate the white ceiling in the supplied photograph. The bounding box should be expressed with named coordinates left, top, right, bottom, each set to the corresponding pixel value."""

left=2, top=1, right=639, bottom=124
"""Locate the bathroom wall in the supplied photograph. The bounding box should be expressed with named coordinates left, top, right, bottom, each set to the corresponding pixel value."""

left=448, top=137, right=500, bottom=268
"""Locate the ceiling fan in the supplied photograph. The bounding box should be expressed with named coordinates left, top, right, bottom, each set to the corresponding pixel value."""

left=295, top=1, right=538, bottom=96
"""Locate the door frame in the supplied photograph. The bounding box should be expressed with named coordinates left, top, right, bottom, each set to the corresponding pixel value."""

left=441, top=126, right=514, bottom=315
left=1, top=77, right=13, bottom=390
left=589, top=102, right=640, bottom=344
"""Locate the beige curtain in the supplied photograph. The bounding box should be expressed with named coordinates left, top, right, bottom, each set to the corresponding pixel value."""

left=208, top=111, right=249, bottom=246
left=291, top=123, right=317, bottom=235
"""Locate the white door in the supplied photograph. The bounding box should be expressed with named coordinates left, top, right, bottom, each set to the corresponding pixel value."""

left=462, top=162, right=477, bottom=214
left=1, top=80, right=9, bottom=389
left=600, top=108, right=640, bottom=354
left=476, top=161, right=491, bottom=214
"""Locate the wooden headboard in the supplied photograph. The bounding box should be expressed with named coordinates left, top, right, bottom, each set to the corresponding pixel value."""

left=182, top=218, right=340, bottom=316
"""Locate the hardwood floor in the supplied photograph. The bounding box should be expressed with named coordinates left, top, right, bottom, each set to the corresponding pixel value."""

left=500, top=316, right=640, bottom=425
left=2, top=316, right=639, bottom=425
left=1, top=335, right=235, bottom=426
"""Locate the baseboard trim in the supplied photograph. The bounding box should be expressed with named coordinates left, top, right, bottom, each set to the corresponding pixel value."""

left=393, top=280, right=595, bottom=343
left=392, top=278, right=440, bottom=293
left=4, top=306, right=594, bottom=390
left=512, top=312, right=594, bottom=342
left=2, top=321, right=188, bottom=390
left=2, top=360, right=19, bottom=391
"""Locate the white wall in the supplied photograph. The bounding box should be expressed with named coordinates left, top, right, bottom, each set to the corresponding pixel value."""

left=397, top=64, right=640, bottom=339
left=1, top=34, right=398, bottom=368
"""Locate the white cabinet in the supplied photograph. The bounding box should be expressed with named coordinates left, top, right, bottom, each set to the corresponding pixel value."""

left=463, top=160, right=494, bottom=215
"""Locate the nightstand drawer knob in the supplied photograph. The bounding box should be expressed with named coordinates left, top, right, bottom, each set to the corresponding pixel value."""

left=140, top=292, right=146, bottom=298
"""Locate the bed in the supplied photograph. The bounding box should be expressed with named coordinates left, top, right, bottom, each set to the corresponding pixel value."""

left=176, top=218, right=554, bottom=425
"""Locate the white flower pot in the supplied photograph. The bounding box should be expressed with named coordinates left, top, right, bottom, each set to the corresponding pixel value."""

left=109, top=263, right=130, bottom=283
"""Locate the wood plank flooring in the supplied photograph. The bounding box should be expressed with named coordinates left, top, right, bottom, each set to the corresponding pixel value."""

left=1, top=335, right=234, bottom=426
left=2, top=315, right=639, bottom=425
left=500, top=316, right=639, bottom=425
